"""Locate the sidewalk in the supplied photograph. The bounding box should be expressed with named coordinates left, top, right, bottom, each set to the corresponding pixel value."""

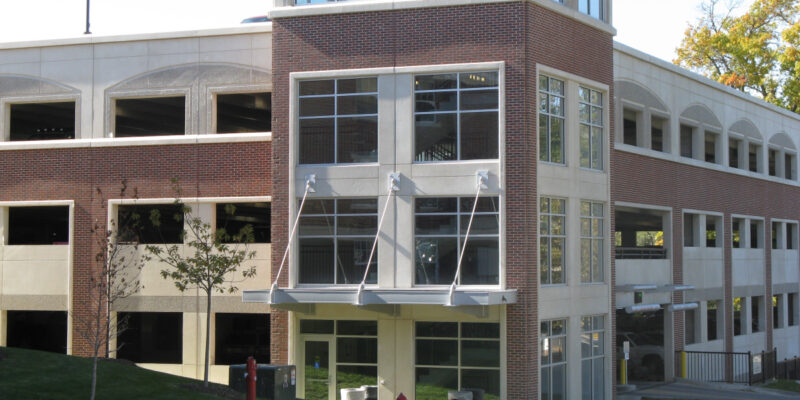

left=617, top=380, right=800, bottom=400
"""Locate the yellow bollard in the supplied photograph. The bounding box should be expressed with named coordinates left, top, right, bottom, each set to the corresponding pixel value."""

left=681, top=351, right=688, bottom=379
left=620, top=359, right=628, bottom=385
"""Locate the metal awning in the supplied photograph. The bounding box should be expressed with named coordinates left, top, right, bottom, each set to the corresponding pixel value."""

left=242, top=287, right=517, bottom=307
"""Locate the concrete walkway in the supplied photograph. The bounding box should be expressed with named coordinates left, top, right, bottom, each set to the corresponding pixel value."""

left=617, top=380, right=800, bottom=400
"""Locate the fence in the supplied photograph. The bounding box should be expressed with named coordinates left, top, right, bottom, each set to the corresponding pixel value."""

left=676, top=348, right=777, bottom=385
left=777, top=356, right=800, bottom=380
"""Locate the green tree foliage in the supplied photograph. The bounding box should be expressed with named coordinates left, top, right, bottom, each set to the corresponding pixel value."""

left=675, top=0, right=800, bottom=112
left=145, top=182, right=257, bottom=387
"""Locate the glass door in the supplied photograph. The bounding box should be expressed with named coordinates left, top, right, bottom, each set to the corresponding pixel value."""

left=303, top=338, right=333, bottom=400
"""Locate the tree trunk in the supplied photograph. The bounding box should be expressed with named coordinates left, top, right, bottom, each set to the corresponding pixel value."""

left=204, top=289, right=211, bottom=387
left=90, top=356, right=98, bottom=400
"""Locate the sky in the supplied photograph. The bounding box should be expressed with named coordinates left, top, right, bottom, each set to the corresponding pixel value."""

left=0, top=0, right=755, bottom=63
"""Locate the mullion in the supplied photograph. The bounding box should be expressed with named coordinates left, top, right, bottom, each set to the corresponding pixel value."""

left=334, top=80, right=339, bottom=164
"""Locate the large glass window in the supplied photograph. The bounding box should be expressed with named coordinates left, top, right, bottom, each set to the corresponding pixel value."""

left=216, top=202, right=271, bottom=243
left=415, top=322, right=500, bottom=400
left=298, top=199, right=377, bottom=284
left=541, top=319, right=567, bottom=400
left=578, top=0, right=604, bottom=20
left=9, top=102, right=76, bottom=141
left=541, top=198, right=566, bottom=285
left=414, top=197, right=500, bottom=285
left=539, top=75, right=566, bottom=164
left=7, top=206, right=69, bottom=245
left=414, top=72, right=499, bottom=162
left=299, top=78, right=378, bottom=164
left=579, top=87, right=603, bottom=170
left=580, top=201, right=604, bottom=283
left=581, top=315, right=605, bottom=400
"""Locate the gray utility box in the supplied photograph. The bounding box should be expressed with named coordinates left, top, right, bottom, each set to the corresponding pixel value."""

left=229, top=364, right=296, bottom=400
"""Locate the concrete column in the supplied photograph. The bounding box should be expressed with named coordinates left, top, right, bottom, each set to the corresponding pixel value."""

left=743, top=141, right=751, bottom=172
left=665, top=310, right=675, bottom=380
left=776, top=222, right=786, bottom=250
left=698, top=214, right=707, bottom=248
left=742, top=219, right=752, bottom=249
left=745, top=297, right=753, bottom=335
left=693, top=127, right=705, bottom=160
left=776, top=150, right=786, bottom=178
left=0, top=207, right=6, bottom=245
left=395, top=195, right=413, bottom=288
left=0, top=309, right=6, bottom=346
left=640, top=110, right=652, bottom=150
left=699, top=301, right=708, bottom=343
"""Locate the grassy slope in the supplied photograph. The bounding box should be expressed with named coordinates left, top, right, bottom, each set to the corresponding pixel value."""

left=764, top=379, right=800, bottom=393
left=0, top=346, right=230, bottom=400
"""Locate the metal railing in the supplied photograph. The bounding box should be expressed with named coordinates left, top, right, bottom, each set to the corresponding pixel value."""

left=676, top=348, right=777, bottom=385
left=777, top=356, right=800, bottom=380
left=615, top=247, right=667, bottom=259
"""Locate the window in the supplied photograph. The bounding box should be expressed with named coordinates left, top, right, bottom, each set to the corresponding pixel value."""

left=299, top=320, right=379, bottom=395
left=117, top=204, right=184, bottom=244
left=732, top=218, right=744, bottom=248
left=783, top=153, right=797, bottom=180
left=622, top=109, right=638, bottom=146
left=581, top=315, right=605, bottom=400
left=729, top=138, right=741, bottom=168
left=216, top=92, right=271, bottom=133
left=684, top=213, right=696, bottom=247
left=415, top=322, right=500, bottom=399
left=734, top=297, right=743, bottom=336
left=705, top=132, right=718, bottom=163
left=415, top=72, right=499, bottom=161
left=707, top=300, right=720, bottom=341
left=772, top=222, right=780, bottom=250
left=299, top=78, right=378, bottom=164
left=579, top=86, right=603, bottom=170
left=580, top=201, right=604, bottom=283
left=769, top=149, right=778, bottom=176
left=539, top=75, right=566, bottom=164
left=298, top=199, right=377, bottom=284
left=115, top=97, right=185, bottom=137
left=215, top=313, right=269, bottom=365
left=415, top=197, right=500, bottom=285
left=787, top=223, right=797, bottom=250
left=706, top=217, right=719, bottom=248
left=680, top=125, right=694, bottom=158
left=541, top=319, right=567, bottom=400
left=578, top=0, right=604, bottom=20
left=750, top=220, right=762, bottom=249
left=789, top=293, right=798, bottom=326
left=6, top=311, right=67, bottom=354
left=685, top=309, right=697, bottom=344
left=773, top=295, right=782, bottom=329
left=749, top=143, right=761, bottom=173
left=9, top=102, right=75, bottom=141
left=7, top=206, right=69, bottom=245
left=752, top=296, right=763, bottom=332
left=216, top=202, right=270, bottom=243
left=651, top=116, right=666, bottom=152
left=117, top=312, right=182, bottom=363
left=541, top=198, right=566, bottom=285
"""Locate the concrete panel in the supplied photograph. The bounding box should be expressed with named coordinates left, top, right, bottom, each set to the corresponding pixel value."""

left=147, top=38, right=200, bottom=56
left=0, top=294, right=67, bottom=310
left=0, top=48, right=41, bottom=65
left=199, top=35, right=253, bottom=53
left=94, top=42, right=149, bottom=59
left=41, top=45, right=93, bottom=62
left=616, top=259, right=671, bottom=286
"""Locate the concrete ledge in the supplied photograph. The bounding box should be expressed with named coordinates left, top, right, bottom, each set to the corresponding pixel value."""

left=0, top=132, right=271, bottom=151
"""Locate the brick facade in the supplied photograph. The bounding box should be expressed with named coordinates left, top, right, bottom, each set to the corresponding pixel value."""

left=270, top=2, right=613, bottom=397
left=0, top=142, right=271, bottom=356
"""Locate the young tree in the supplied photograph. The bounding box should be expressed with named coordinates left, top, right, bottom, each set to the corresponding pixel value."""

left=72, top=181, right=148, bottom=400
left=675, top=0, right=800, bottom=111
left=145, top=184, right=257, bottom=387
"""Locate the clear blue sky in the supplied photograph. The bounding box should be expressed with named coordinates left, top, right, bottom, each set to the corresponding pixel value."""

left=0, top=0, right=754, bottom=63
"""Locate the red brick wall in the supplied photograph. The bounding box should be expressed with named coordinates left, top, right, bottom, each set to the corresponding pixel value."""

left=612, top=150, right=793, bottom=356
left=271, top=2, right=613, bottom=397
left=0, top=142, right=271, bottom=356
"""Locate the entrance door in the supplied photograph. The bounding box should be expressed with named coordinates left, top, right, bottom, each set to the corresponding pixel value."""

left=303, top=339, right=333, bottom=400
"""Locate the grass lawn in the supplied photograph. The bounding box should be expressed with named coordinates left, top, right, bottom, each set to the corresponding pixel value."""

left=764, top=379, right=800, bottom=393
left=0, top=346, right=234, bottom=400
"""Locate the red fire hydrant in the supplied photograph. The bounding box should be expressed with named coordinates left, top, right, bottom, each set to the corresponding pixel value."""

left=246, top=356, right=257, bottom=400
